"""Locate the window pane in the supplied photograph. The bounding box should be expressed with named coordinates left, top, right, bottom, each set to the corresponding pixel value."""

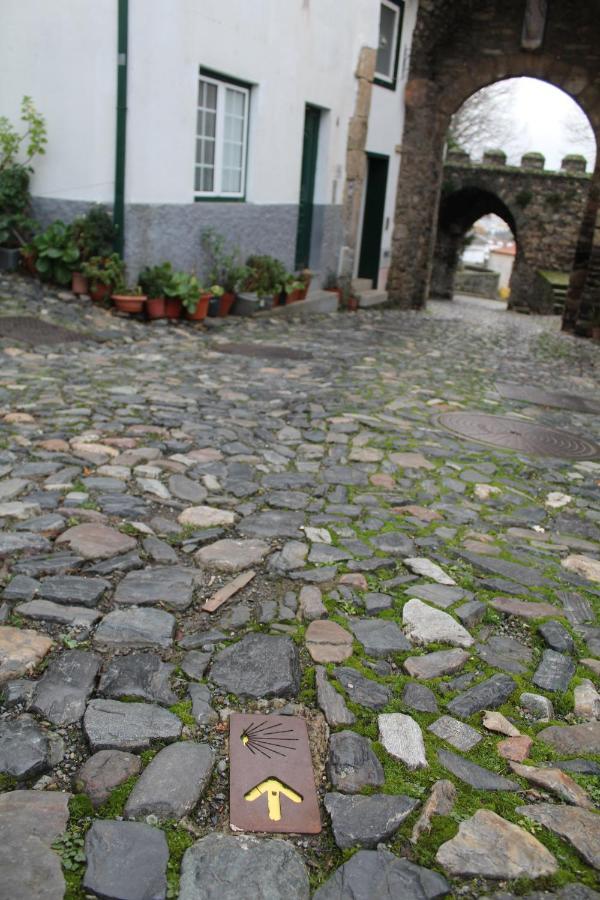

left=196, top=78, right=218, bottom=192
left=221, top=87, right=246, bottom=193
left=376, top=3, right=397, bottom=78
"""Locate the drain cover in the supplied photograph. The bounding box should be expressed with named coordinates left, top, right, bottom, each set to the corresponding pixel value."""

left=436, top=411, right=600, bottom=459
left=212, top=341, right=311, bottom=361
left=496, top=381, right=600, bottom=415
left=0, top=316, right=88, bottom=345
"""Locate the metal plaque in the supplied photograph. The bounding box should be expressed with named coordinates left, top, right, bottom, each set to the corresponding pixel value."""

left=0, top=316, right=87, bottom=345
left=229, top=713, right=321, bottom=834
left=212, top=341, right=311, bottom=361
left=436, top=411, right=600, bottom=460
left=496, top=381, right=600, bottom=415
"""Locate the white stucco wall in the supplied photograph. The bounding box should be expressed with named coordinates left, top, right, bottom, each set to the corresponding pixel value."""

left=0, top=0, right=388, bottom=208
left=364, top=0, right=418, bottom=284
left=0, top=0, right=117, bottom=202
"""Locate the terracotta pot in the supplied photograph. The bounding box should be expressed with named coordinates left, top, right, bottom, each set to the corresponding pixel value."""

left=298, top=286, right=308, bottom=300
left=347, top=297, right=359, bottom=311
left=21, top=251, right=38, bottom=276
left=146, top=295, right=166, bottom=319
left=112, top=293, right=146, bottom=314
left=71, top=272, right=88, bottom=295
left=286, top=289, right=301, bottom=304
left=164, top=297, right=182, bottom=319
left=218, top=291, right=236, bottom=317
left=89, top=282, right=112, bottom=303
left=185, top=293, right=211, bottom=321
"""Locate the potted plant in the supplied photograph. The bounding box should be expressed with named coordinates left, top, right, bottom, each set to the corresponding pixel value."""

left=284, top=277, right=306, bottom=304
left=71, top=205, right=117, bottom=294
left=244, top=254, right=288, bottom=307
left=207, top=284, right=226, bottom=317
left=165, top=271, right=204, bottom=320
left=139, top=262, right=174, bottom=319
left=111, top=283, right=147, bottom=314
left=298, top=267, right=313, bottom=299
left=31, top=220, right=80, bottom=285
left=0, top=97, right=46, bottom=271
left=81, top=253, right=125, bottom=302
left=201, top=228, right=247, bottom=315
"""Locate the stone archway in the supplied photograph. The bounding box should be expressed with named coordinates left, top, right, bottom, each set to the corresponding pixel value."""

left=388, top=0, right=600, bottom=333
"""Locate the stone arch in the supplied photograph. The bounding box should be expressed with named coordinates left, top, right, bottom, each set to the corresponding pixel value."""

left=431, top=186, right=518, bottom=301
left=388, top=0, right=600, bottom=333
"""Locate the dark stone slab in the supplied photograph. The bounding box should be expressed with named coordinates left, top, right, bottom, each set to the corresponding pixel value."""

left=537, top=722, right=600, bottom=755
left=210, top=634, right=300, bottom=699
left=553, top=759, right=600, bottom=776
left=94, top=608, right=175, bottom=650
left=447, top=674, right=516, bottom=718
left=12, top=553, right=83, bottom=577
left=179, top=833, right=310, bottom=900
left=532, top=650, right=576, bottom=692
left=38, top=575, right=109, bottom=608
left=349, top=618, right=411, bottom=657
left=188, top=684, right=218, bottom=726
left=313, top=849, right=449, bottom=900
left=2, top=574, right=39, bottom=602
left=402, top=682, right=439, bottom=713
left=408, top=584, right=469, bottom=609
left=334, top=666, right=390, bottom=709
left=327, top=731, right=384, bottom=794
left=370, top=533, right=415, bottom=556
left=557, top=591, right=594, bottom=625
left=31, top=650, right=100, bottom=725
left=476, top=635, right=533, bottom=674
left=0, top=533, right=51, bottom=559
left=325, top=792, right=419, bottom=849
left=238, top=510, right=304, bottom=538
left=437, top=749, right=520, bottom=791
left=83, top=820, right=168, bottom=900
left=516, top=804, right=600, bottom=871
left=98, top=652, right=177, bottom=706
left=0, top=716, right=63, bottom=779
left=455, top=600, right=486, bottom=628
left=315, top=666, right=356, bottom=727
left=124, top=741, right=215, bottom=820
left=114, top=565, right=194, bottom=611
left=364, top=592, right=393, bottom=614
left=459, top=552, right=552, bottom=587
left=84, top=551, right=144, bottom=576
left=83, top=699, right=182, bottom=751
left=538, top=620, right=575, bottom=653
left=181, top=650, right=211, bottom=680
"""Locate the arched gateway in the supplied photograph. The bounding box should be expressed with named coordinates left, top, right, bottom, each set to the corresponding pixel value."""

left=387, top=0, right=600, bottom=334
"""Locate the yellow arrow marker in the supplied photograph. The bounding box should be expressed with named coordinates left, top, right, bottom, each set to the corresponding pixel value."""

left=244, top=778, right=302, bottom=822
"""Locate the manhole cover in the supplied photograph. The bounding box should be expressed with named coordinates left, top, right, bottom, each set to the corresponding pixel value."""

left=436, top=411, right=600, bottom=459
left=0, top=316, right=88, bottom=345
left=496, top=381, right=600, bottom=415
left=212, top=341, right=311, bottom=361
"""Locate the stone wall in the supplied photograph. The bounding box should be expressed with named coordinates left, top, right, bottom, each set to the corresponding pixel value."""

left=432, top=154, right=591, bottom=311
left=387, top=0, right=600, bottom=332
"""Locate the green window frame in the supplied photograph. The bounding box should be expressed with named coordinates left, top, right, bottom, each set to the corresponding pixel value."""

left=374, top=0, right=405, bottom=91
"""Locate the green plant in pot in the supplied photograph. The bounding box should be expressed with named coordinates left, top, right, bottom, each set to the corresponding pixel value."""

left=244, top=254, right=288, bottom=306
left=81, top=253, right=125, bottom=302
left=31, top=220, right=80, bottom=285
left=201, top=228, right=248, bottom=316
left=284, top=277, right=305, bottom=304
left=0, top=96, right=46, bottom=271
left=111, top=281, right=146, bottom=315
left=165, top=270, right=206, bottom=321
left=138, top=261, right=174, bottom=319
left=71, top=205, right=117, bottom=293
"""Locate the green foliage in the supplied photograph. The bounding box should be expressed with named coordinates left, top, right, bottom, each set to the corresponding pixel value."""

left=163, top=822, right=195, bottom=898
left=515, top=189, right=533, bottom=208
left=0, top=773, right=17, bottom=791
left=243, top=254, right=289, bottom=298
left=31, top=220, right=79, bottom=284
left=0, top=164, right=36, bottom=247
left=96, top=775, right=138, bottom=817
left=0, top=96, right=47, bottom=171
left=165, top=271, right=203, bottom=313
left=169, top=700, right=196, bottom=728
left=201, top=227, right=247, bottom=293
left=81, top=253, right=125, bottom=291
left=139, top=261, right=175, bottom=299
left=71, top=205, right=116, bottom=260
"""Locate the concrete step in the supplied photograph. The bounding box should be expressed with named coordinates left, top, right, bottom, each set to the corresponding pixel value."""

left=255, top=290, right=339, bottom=318
left=357, top=289, right=388, bottom=308
left=352, top=277, right=373, bottom=292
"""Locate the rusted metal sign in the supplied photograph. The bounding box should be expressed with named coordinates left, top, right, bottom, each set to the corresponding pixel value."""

left=229, top=713, right=321, bottom=834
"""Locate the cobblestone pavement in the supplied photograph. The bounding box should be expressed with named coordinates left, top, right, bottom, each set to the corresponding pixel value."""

left=0, top=274, right=599, bottom=900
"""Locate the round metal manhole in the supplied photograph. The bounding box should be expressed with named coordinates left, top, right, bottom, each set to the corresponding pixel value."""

left=496, top=381, right=600, bottom=415
left=436, top=411, right=600, bottom=459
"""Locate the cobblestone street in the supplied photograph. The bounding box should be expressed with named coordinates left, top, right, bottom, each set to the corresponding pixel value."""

left=0, top=276, right=599, bottom=900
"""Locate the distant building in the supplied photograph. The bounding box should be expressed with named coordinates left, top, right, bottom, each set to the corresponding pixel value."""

left=1, top=0, right=418, bottom=286
left=489, top=242, right=516, bottom=290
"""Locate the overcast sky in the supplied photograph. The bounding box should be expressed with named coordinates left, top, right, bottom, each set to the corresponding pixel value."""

left=460, top=77, right=596, bottom=172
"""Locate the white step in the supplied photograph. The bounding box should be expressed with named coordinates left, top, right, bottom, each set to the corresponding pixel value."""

left=357, top=289, right=388, bottom=308
left=352, top=277, right=373, bottom=292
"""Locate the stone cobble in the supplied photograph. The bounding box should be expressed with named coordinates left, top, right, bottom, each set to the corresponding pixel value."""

left=0, top=276, right=599, bottom=898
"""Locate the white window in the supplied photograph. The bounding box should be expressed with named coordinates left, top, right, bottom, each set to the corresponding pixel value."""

left=195, top=72, right=249, bottom=199
left=375, top=0, right=404, bottom=86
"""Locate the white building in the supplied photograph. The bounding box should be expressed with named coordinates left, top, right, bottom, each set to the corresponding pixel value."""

left=0, top=0, right=416, bottom=286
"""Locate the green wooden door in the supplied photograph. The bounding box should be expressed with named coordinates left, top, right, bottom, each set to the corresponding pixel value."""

left=295, top=105, right=321, bottom=270
left=358, top=154, right=389, bottom=285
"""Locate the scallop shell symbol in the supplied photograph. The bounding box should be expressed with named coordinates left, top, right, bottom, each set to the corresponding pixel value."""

left=240, top=720, right=299, bottom=759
